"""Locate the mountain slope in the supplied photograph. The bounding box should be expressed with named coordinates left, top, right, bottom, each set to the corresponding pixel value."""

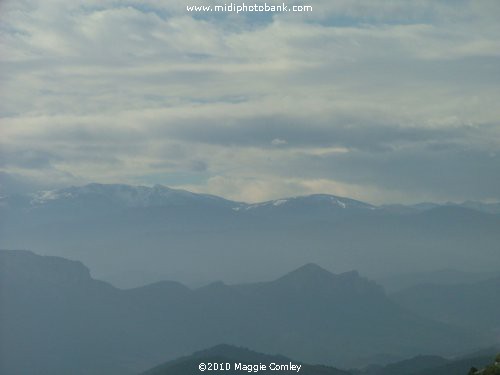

left=359, top=355, right=449, bottom=375
left=3, top=183, right=238, bottom=209
left=358, top=355, right=495, bottom=375
left=0, top=250, right=485, bottom=375
left=378, top=269, right=500, bottom=293
left=141, top=344, right=351, bottom=375
left=391, top=277, right=500, bottom=335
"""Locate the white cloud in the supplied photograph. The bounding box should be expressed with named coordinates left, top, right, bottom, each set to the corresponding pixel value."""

left=271, top=138, right=287, bottom=146
left=1, top=0, right=499, bottom=203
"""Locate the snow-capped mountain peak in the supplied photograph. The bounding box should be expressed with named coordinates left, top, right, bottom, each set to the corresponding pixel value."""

left=26, top=183, right=233, bottom=209
left=241, top=194, right=375, bottom=211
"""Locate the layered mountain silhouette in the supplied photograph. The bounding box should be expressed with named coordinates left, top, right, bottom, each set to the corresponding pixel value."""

left=378, top=269, right=500, bottom=293
left=142, top=347, right=500, bottom=375
left=356, top=351, right=498, bottom=375
left=0, top=249, right=484, bottom=375
left=1, top=183, right=499, bottom=288
left=141, top=344, right=351, bottom=375
left=391, top=277, right=500, bottom=335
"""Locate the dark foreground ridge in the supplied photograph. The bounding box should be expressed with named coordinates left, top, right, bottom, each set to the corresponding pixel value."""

left=141, top=344, right=350, bottom=375
left=142, top=347, right=500, bottom=375
left=467, top=353, right=500, bottom=375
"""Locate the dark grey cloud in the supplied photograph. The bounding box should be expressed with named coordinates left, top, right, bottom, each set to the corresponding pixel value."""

left=0, top=170, right=79, bottom=195
left=0, top=171, right=44, bottom=195
left=162, top=113, right=480, bottom=152
left=189, top=160, right=208, bottom=172
left=282, top=144, right=500, bottom=200
left=0, top=149, right=61, bottom=169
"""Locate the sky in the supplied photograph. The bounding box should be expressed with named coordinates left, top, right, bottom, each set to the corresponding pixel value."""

left=1, top=0, right=500, bottom=204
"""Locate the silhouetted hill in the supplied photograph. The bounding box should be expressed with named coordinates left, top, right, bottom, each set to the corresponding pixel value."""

left=0, top=250, right=485, bottom=374
left=141, top=344, right=351, bottom=375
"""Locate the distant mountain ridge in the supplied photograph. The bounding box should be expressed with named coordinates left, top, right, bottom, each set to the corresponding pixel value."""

left=1, top=183, right=500, bottom=289
left=142, top=345, right=500, bottom=375
left=391, top=277, right=500, bottom=335
left=2, top=182, right=499, bottom=213
left=0, top=249, right=484, bottom=375
left=5, top=183, right=238, bottom=209
left=378, top=269, right=500, bottom=293
left=2, top=183, right=378, bottom=215
left=235, top=193, right=376, bottom=212
left=356, top=351, right=499, bottom=375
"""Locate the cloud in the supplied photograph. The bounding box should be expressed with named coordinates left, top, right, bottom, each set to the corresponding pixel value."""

left=1, top=0, right=499, bottom=203
left=271, top=138, right=287, bottom=146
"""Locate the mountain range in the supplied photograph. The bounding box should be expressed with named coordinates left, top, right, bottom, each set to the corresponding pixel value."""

left=391, top=277, right=500, bottom=335
left=357, top=349, right=499, bottom=375
left=0, top=249, right=487, bottom=374
left=1, top=183, right=499, bottom=288
left=377, top=268, right=500, bottom=293
left=140, top=344, right=350, bottom=375
left=143, top=346, right=500, bottom=375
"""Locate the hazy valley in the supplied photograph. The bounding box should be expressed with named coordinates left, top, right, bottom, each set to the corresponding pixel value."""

left=1, top=183, right=499, bottom=288
left=1, top=184, right=499, bottom=374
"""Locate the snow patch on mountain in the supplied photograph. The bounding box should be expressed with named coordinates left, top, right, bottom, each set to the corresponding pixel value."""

left=273, top=199, right=288, bottom=206
left=332, top=198, right=346, bottom=208
left=26, top=183, right=233, bottom=208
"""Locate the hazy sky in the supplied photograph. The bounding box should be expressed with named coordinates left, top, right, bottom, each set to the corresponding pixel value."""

left=1, top=0, right=500, bottom=203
